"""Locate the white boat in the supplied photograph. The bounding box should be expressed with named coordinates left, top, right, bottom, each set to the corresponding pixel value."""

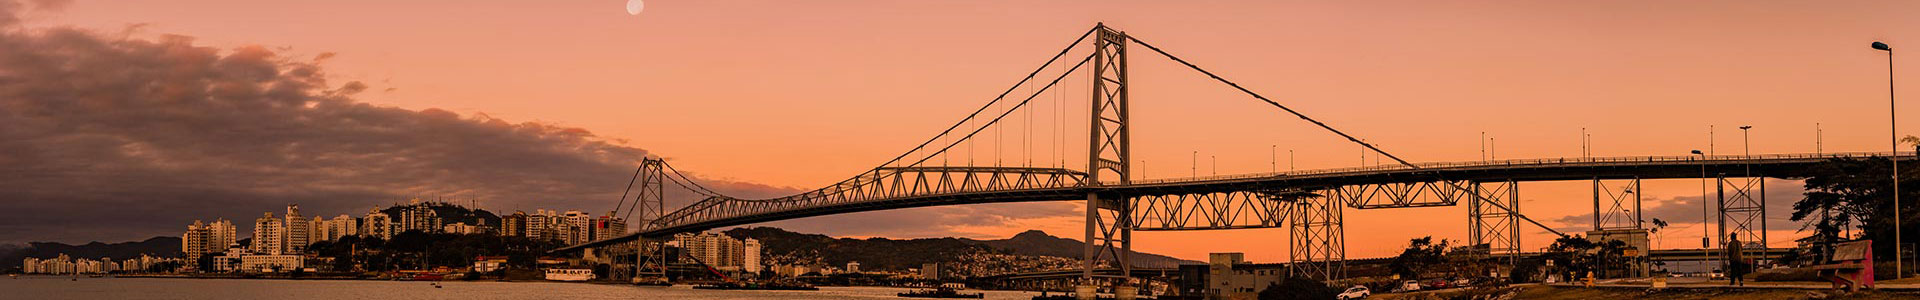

left=544, top=268, right=595, bottom=282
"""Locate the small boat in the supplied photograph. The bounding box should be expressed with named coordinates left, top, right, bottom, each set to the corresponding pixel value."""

left=898, top=287, right=984, bottom=299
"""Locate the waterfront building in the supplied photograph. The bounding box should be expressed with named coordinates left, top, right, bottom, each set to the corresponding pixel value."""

left=183, top=220, right=212, bottom=261
left=921, top=262, right=943, bottom=279
left=847, top=261, right=861, bottom=274
left=253, top=212, right=284, bottom=255
left=284, top=204, right=308, bottom=254
left=363, top=208, right=392, bottom=239
left=238, top=254, right=303, bottom=273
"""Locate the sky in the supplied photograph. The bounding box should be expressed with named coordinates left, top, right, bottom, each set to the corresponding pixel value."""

left=3, top=0, right=1919, bottom=262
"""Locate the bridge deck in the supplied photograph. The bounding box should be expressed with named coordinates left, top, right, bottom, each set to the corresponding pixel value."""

left=554, top=152, right=1906, bottom=253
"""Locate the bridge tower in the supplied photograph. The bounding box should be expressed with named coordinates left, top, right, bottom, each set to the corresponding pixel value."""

left=632, top=158, right=670, bottom=280
left=1082, top=24, right=1134, bottom=291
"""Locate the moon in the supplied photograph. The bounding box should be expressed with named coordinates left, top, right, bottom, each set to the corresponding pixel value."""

left=625, top=0, right=645, bottom=15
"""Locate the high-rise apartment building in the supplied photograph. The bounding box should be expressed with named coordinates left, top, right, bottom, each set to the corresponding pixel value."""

left=743, top=238, right=762, bottom=273
left=284, top=205, right=308, bottom=254
left=398, top=199, right=441, bottom=233
left=330, top=214, right=356, bottom=241
left=501, top=212, right=526, bottom=238
left=208, top=219, right=237, bottom=250
left=593, top=213, right=626, bottom=241
left=311, top=216, right=331, bottom=242
left=253, top=213, right=284, bottom=255
left=561, top=210, right=591, bottom=244
left=363, top=208, right=392, bottom=239
left=675, top=233, right=750, bottom=271
left=526, top=209, right=556, bottom=241
left=183, top=220, right=211, bottom=261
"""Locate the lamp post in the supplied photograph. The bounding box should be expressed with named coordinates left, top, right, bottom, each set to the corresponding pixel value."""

left=1191, top=151, right=1197, bottom=178
left=1694, top=149, right=1710, bottom=277
left=1875, top=41, right=1900, bottom=278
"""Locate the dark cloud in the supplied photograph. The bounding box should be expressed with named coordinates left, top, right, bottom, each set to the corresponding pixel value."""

left=0, top=3, right=1078, bottom=244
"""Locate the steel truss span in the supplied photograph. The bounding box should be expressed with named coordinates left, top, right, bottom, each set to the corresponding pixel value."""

left=552, top=24, right=1916, bottom=286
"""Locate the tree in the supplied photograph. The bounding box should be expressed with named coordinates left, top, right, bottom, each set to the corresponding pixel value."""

left=1388, top=237, right=1449, bottom=280
left=1788, top=157, right=1920, bottom=259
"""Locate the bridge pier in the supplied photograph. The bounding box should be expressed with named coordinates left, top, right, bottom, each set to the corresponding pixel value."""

left=1718, top=173, right=1769, bottom=260
left=1081, top=23, right=1135, bottom=299
left=1468, top=180, right=1521, bottom=270
left=1291, top=190, right=1346, bottom=280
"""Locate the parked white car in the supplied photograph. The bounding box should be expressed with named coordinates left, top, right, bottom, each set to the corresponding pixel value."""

left=1398, top=280, right=1422, bottom=292
left=1337, top=285, right=1371, bottom=300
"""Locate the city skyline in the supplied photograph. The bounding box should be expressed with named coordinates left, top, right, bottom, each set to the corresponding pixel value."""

left=3, top=0, right=1919, bottom=266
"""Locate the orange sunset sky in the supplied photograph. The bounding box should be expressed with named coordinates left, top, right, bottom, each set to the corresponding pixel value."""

left=18, top=0, right=1920, bottom=262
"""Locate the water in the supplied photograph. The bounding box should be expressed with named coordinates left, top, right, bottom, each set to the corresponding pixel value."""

left=1, top=276, right=1055, bottom=299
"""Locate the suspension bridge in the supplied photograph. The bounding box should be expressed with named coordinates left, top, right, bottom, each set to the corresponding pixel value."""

left=553, top=24, right=1909, bottom=290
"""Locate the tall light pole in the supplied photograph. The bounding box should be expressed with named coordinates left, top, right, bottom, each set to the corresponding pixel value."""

left=1191, top=151, right=1198, bottom=178
left=1271, top=145, right=1277, bottom=173
left=1875, top=40, right=1900, bottom=278
left=1694, top=149, right=1710, bottom=276
left=1289, top=149, right=1295, bottom=172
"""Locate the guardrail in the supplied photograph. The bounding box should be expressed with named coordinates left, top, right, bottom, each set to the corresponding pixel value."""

left=1122, top=151, right=1908, bottom=185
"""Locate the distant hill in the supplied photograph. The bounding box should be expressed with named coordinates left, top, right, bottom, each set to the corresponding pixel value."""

left=0, top=236, right=183, bottom=271
left=721, top=227, right=1199, bottom=274
left=968, top=230, right=1196, bottom=268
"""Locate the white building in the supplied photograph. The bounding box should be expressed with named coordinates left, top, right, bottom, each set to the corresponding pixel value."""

left=561, top=210, right=591, bottom=245
left=744, top=238, right=762, bottom=273
left=253, top=213, right=284, bottom=255
left=676, top=232, right=747, bottom=271
left=526, top=209, right=557, bottom=241
left=284, top=204, right=309, bottom=254
left=330, top=214, right=357, bottom=241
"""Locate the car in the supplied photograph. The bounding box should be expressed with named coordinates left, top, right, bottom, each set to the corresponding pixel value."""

left=1398, top=280, right=1422, bottom=292
left=1425, top=279, right=1452, bottom=289
left=1337, top=285, right=1371, bottom=300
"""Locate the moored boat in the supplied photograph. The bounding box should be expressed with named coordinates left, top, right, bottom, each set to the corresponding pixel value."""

left=543, top=268, right=595, bottom=282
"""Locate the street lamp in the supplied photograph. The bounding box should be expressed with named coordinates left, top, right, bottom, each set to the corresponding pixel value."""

left=1693, top=149, right=1710, bottom=277
left=1874, top=40, right=1901, bottom=278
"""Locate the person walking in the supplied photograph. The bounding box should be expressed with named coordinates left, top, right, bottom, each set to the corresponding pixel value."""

left=1726, top=235, right=1746, bottom=286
